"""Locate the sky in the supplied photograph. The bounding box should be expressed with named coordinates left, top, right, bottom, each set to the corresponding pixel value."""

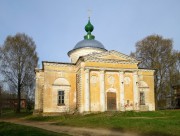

left=0, top=0, right=180, bottom=67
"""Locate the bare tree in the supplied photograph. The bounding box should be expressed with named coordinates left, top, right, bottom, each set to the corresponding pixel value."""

left=0, top=33, right=38, bottom=113
left=0, top=84, right=2, bottom=116
left=131, top=35, right=180, bottom=109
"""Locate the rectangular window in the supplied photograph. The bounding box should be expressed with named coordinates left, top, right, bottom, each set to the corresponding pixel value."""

left=58, top=90, right=65, bottom=105
left=140, top=92, right=145, bottom=105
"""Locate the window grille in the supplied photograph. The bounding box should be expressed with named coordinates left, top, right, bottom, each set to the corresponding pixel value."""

left=58, top=90, right=65, bottom=105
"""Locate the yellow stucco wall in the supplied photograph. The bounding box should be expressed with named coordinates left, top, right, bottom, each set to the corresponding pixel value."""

left=40, top=63, right=77, bottom=113
left=105, top=71, right=120, bottom=110
left=35, top=52, right=155, bottom=114
left=90, top=70, right=100, bottom=111
left=138, top=71, right=155, bottom=110
left=124, top=72, right=134, bottom=108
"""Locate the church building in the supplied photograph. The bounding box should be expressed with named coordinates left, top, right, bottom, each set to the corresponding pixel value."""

left=34, top=19, right=155, bottom=114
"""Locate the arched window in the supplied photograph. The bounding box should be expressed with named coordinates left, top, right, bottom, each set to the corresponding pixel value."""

left=52, top=78, right=70, bottom=108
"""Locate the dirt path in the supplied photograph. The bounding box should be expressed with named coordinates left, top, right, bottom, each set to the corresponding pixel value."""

left=0, top=118, right=139, bottom=136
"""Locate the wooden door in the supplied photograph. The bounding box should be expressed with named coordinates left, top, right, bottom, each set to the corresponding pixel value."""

left=107, top=92, right=116, bottom=111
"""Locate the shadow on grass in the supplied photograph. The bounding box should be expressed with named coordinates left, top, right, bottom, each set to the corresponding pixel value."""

left=0, top=111, right=32, bottom=119
left=0, top=122, right=70, bottom=136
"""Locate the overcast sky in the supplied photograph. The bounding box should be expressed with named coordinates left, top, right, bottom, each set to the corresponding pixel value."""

left=0, top=0, right=179, bottom=66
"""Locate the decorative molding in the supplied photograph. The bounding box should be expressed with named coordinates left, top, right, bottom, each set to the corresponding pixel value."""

left=52, top=85, right=71, bottom=90
left=119, top=71, right=125, bottom=74
left=85, top=58, right=139, bottom=64
left=138, top=69, right=155, bottom=72
left=85, top=68, right=90, bottom=73
left=84, top=66, right=154, bottom=72
left=124, top=77, right=131, bottom=85
left=100, top=69, right=105, bottom=73
left=83, top=50, right=139, bottom=63
left=90, top=75, right=98, bottom=84
left=43, top=69, right=76, bottom=73
left=138, top=81, right=149, bottom=89
left=58, top=71, right=65, bottom=77
left=106, top=88, right=116, bottom=93
left=43, top=62, right=76, bottom=68
left=106, top=71, right=118, bottom=75
left=53, top=77, right=70, bottom=86
left=108, top=75, right=115, bottom=85
left=85, top=67, right=138, bottom=72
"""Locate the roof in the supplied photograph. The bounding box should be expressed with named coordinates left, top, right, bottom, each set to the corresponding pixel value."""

left=73, top=39, right=106, bottom=50
left=68, top=19, right=107, bottom=55
left=79, top=50, right=140, bottom=64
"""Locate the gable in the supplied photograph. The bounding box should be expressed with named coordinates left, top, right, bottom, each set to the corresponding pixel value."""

left=83, top=50, right=139, bottom=63
left=99, top=54, right=127, bottom=61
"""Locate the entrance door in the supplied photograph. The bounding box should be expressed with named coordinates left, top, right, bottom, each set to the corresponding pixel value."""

left=107, top=92, right=116, bottom=111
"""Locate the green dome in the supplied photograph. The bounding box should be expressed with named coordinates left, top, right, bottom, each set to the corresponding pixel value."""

left=84, top=19, right=95, bottom=40
left=67, top=18, right=107, bottom=56
left=85, top=20, right=94, bottom=33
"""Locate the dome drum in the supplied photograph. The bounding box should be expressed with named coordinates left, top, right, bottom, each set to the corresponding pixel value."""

left=68, top=47, right=106, bottom=63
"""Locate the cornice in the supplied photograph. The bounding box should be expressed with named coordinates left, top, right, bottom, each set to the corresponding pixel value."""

left=43, top=61, right=76, bottom=68
left=84, top=66, right=138, bottom=72
left=84, top=57, right=139, bottom=64
left=138, top=69, right=155, bottom=72
left=83, top=50, right=140, bottom=63
left=84, top=66, right=154, bottom=73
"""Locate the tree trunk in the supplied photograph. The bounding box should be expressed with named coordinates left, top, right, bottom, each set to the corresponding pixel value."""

left=17, top=82, right=21, bottom=113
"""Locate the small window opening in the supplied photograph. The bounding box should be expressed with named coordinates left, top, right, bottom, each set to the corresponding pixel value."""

left=58, top=90, right=65, bottom=105
left=140, top=92, right=145, bottom=105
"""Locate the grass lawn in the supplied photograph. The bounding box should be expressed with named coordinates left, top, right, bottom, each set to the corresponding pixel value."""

left=0, top=122, right=70, bottom=136
left=0, top=108, right=33, bottom=119
left=27, top=110, right=180, bottom=136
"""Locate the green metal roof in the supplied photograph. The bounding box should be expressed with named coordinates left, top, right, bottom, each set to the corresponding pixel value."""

left=84, top=19, right=95, bottom=40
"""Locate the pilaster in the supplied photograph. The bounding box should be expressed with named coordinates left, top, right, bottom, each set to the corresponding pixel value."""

left=119, top=71, right=125, bottom=111
left=84, top=68, right=90, bottom=111
left=133, top=71, right=139, bottom=110
left=100, top=70, right=105, bottom=111
left=34, top=77, right=39, bottom=110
